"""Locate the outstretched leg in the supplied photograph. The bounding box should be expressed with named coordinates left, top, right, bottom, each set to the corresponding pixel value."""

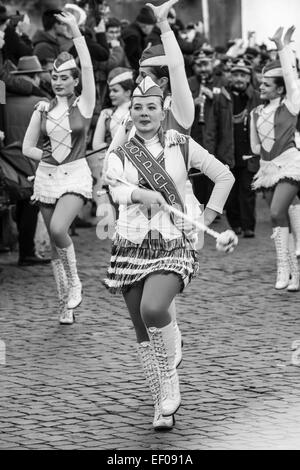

left=141, top=273, right=182, bottom=417
left=50, top=194, right=84, bottom=311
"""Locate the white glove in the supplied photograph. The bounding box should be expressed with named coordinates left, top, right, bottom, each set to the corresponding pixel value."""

left=216, top=230, right=238, bottom=253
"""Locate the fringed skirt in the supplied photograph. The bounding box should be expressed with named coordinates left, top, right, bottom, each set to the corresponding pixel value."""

left=32, top=159, right=93, bottom=205
left=252, top=149, right=300, bottom=191
left=103, top=232, right=199, bottom=294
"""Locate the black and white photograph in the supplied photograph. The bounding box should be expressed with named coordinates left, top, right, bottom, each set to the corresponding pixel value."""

left=1, top=0, right=300, bottom=454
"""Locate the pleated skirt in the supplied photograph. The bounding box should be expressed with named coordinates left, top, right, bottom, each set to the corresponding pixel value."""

left=103, top=232, right=199, bottom=294
left=33, top=159, right=93, bottom=204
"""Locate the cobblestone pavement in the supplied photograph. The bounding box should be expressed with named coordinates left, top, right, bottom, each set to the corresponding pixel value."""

left=1, top=194, right=300, bottom=450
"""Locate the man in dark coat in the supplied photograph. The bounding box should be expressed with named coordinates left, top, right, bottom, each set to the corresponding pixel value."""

left=121, top=6, right=156, bottom=75
left=225, top=58, right=262, bottom=238
left=32, top=9, right=65, bottom=66
left=4, top=55, right=51, bottom=265
left=188, top=48, right=234, bottom=207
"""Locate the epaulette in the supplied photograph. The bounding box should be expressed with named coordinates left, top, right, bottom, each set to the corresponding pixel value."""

left=34, top=101, right=49, bottom=112
left=165, top=129, right=189, bottom=147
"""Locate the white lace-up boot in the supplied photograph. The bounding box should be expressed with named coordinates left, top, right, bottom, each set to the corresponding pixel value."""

left=173, top=320, right=182, bottom=368
left=51, top=259, right=74, bottom=324
left=168, top=301, right=182, bottom=368
left=287, top=234, right=300, bottom=292
left=271, top=227, right=290, bottom=290
left=148, top=323, right=181, bottom=417
left=137, top=342, right=174, bottom=430
left=57, top=243, right=82, bottom=309
left=288, top=205, right=300, bottom=257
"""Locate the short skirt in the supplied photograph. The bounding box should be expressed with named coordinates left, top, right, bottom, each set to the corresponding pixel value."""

left=32, top=159, right=93, bottom=205
left=103, top=232, right=199, bottom=294
left=252, top=149, right=300, bottom=191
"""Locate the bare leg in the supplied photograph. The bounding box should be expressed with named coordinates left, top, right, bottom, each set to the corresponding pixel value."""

left=141, top=273, right=181, bottom=328
left=270, top=182, right=299, bottom=227
left=49, top=194, right=84, bottom=248
left=40, top=204, right=57, bottom=259
left=123, top=282, right=148, bottom=343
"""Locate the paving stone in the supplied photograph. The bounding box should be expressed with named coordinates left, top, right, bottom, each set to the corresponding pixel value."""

left=1, top=196, right=300, bottom=449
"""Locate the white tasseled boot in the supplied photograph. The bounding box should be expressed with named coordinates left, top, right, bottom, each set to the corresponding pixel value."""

left=271, top=227, right=290, bottom=290
left=57, top=243, right=82, bottom=309
left=148, top=323, right=181, bottom=417
left=51, top=259, right=74, bottom=324
left=287, top=234, right=300, bottom=292
left=173, top=320, right=183, bottom=368
left=168, top=300, right=182, bottom=368
left=137, top=342, right=174, bottom=431
left=288, top=205, right=300, bottom=257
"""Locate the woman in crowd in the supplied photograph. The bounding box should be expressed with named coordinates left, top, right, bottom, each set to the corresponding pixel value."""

left=251, top=26, right=300, bottom=291
left=23, top=11, right=95, bottom=324
left=103, top=76, right=235, bottom=430
left=91, top=68, right=134, bottom=218
left=92, top=67, right=134, bottom=151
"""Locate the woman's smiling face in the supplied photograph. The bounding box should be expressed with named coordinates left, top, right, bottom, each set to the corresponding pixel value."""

left=51, top=69, right=78, bottom=96
left=130, top=96, right=165, bottom=139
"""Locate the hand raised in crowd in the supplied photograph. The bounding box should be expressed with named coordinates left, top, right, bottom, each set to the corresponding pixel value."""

left=94, top=18, right=106, bottom=34
left=54, top=11, right=80, bottom=37
left=109, top=39, right=121, bottom=48
left=16, top=14, right=31, bottom=36
left=146, top=0, right=178, bottom=23
left=269, top=26, right=284, bottom=51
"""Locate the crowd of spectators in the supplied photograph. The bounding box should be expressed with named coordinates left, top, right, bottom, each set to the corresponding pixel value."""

left=0, top=0, right=299, bottom=262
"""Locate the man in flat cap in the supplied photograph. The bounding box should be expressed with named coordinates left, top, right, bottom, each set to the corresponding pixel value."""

left=225, top=57, right=261, bottom=238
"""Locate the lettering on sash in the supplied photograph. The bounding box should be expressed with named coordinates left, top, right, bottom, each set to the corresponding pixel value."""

left=115, top=137, right=186, bottom=230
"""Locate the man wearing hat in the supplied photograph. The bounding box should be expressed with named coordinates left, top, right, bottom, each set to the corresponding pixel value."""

left=225, top=56, right=261, bottom=238
left=121, top=5, right=156, bottom=74
left=4, top=55, right=51, bottom=266
left=188, top=47, right=233, bottom=207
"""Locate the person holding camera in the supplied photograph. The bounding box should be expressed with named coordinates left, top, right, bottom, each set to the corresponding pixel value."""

left=2, top=11, right=33, bottom=66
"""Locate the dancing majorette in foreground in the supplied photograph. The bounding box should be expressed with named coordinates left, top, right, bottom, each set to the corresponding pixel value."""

left=23, top=11, right=95, bottom=324
left=103, top=76, right=236, bottom=430
left=104, top=0, right=195, bottom=375
left=251, top=26, right=300, bottom=291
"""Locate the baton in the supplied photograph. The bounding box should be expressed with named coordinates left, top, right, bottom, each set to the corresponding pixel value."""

left=106, top=175, right=221, bottom=240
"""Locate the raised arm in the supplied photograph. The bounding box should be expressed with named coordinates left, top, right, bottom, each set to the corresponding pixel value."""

left=55, top=11, right=96, bottom=118
left=269, top=26, right=300, bottom=115
left=147, top=0, right=194, bottom=129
